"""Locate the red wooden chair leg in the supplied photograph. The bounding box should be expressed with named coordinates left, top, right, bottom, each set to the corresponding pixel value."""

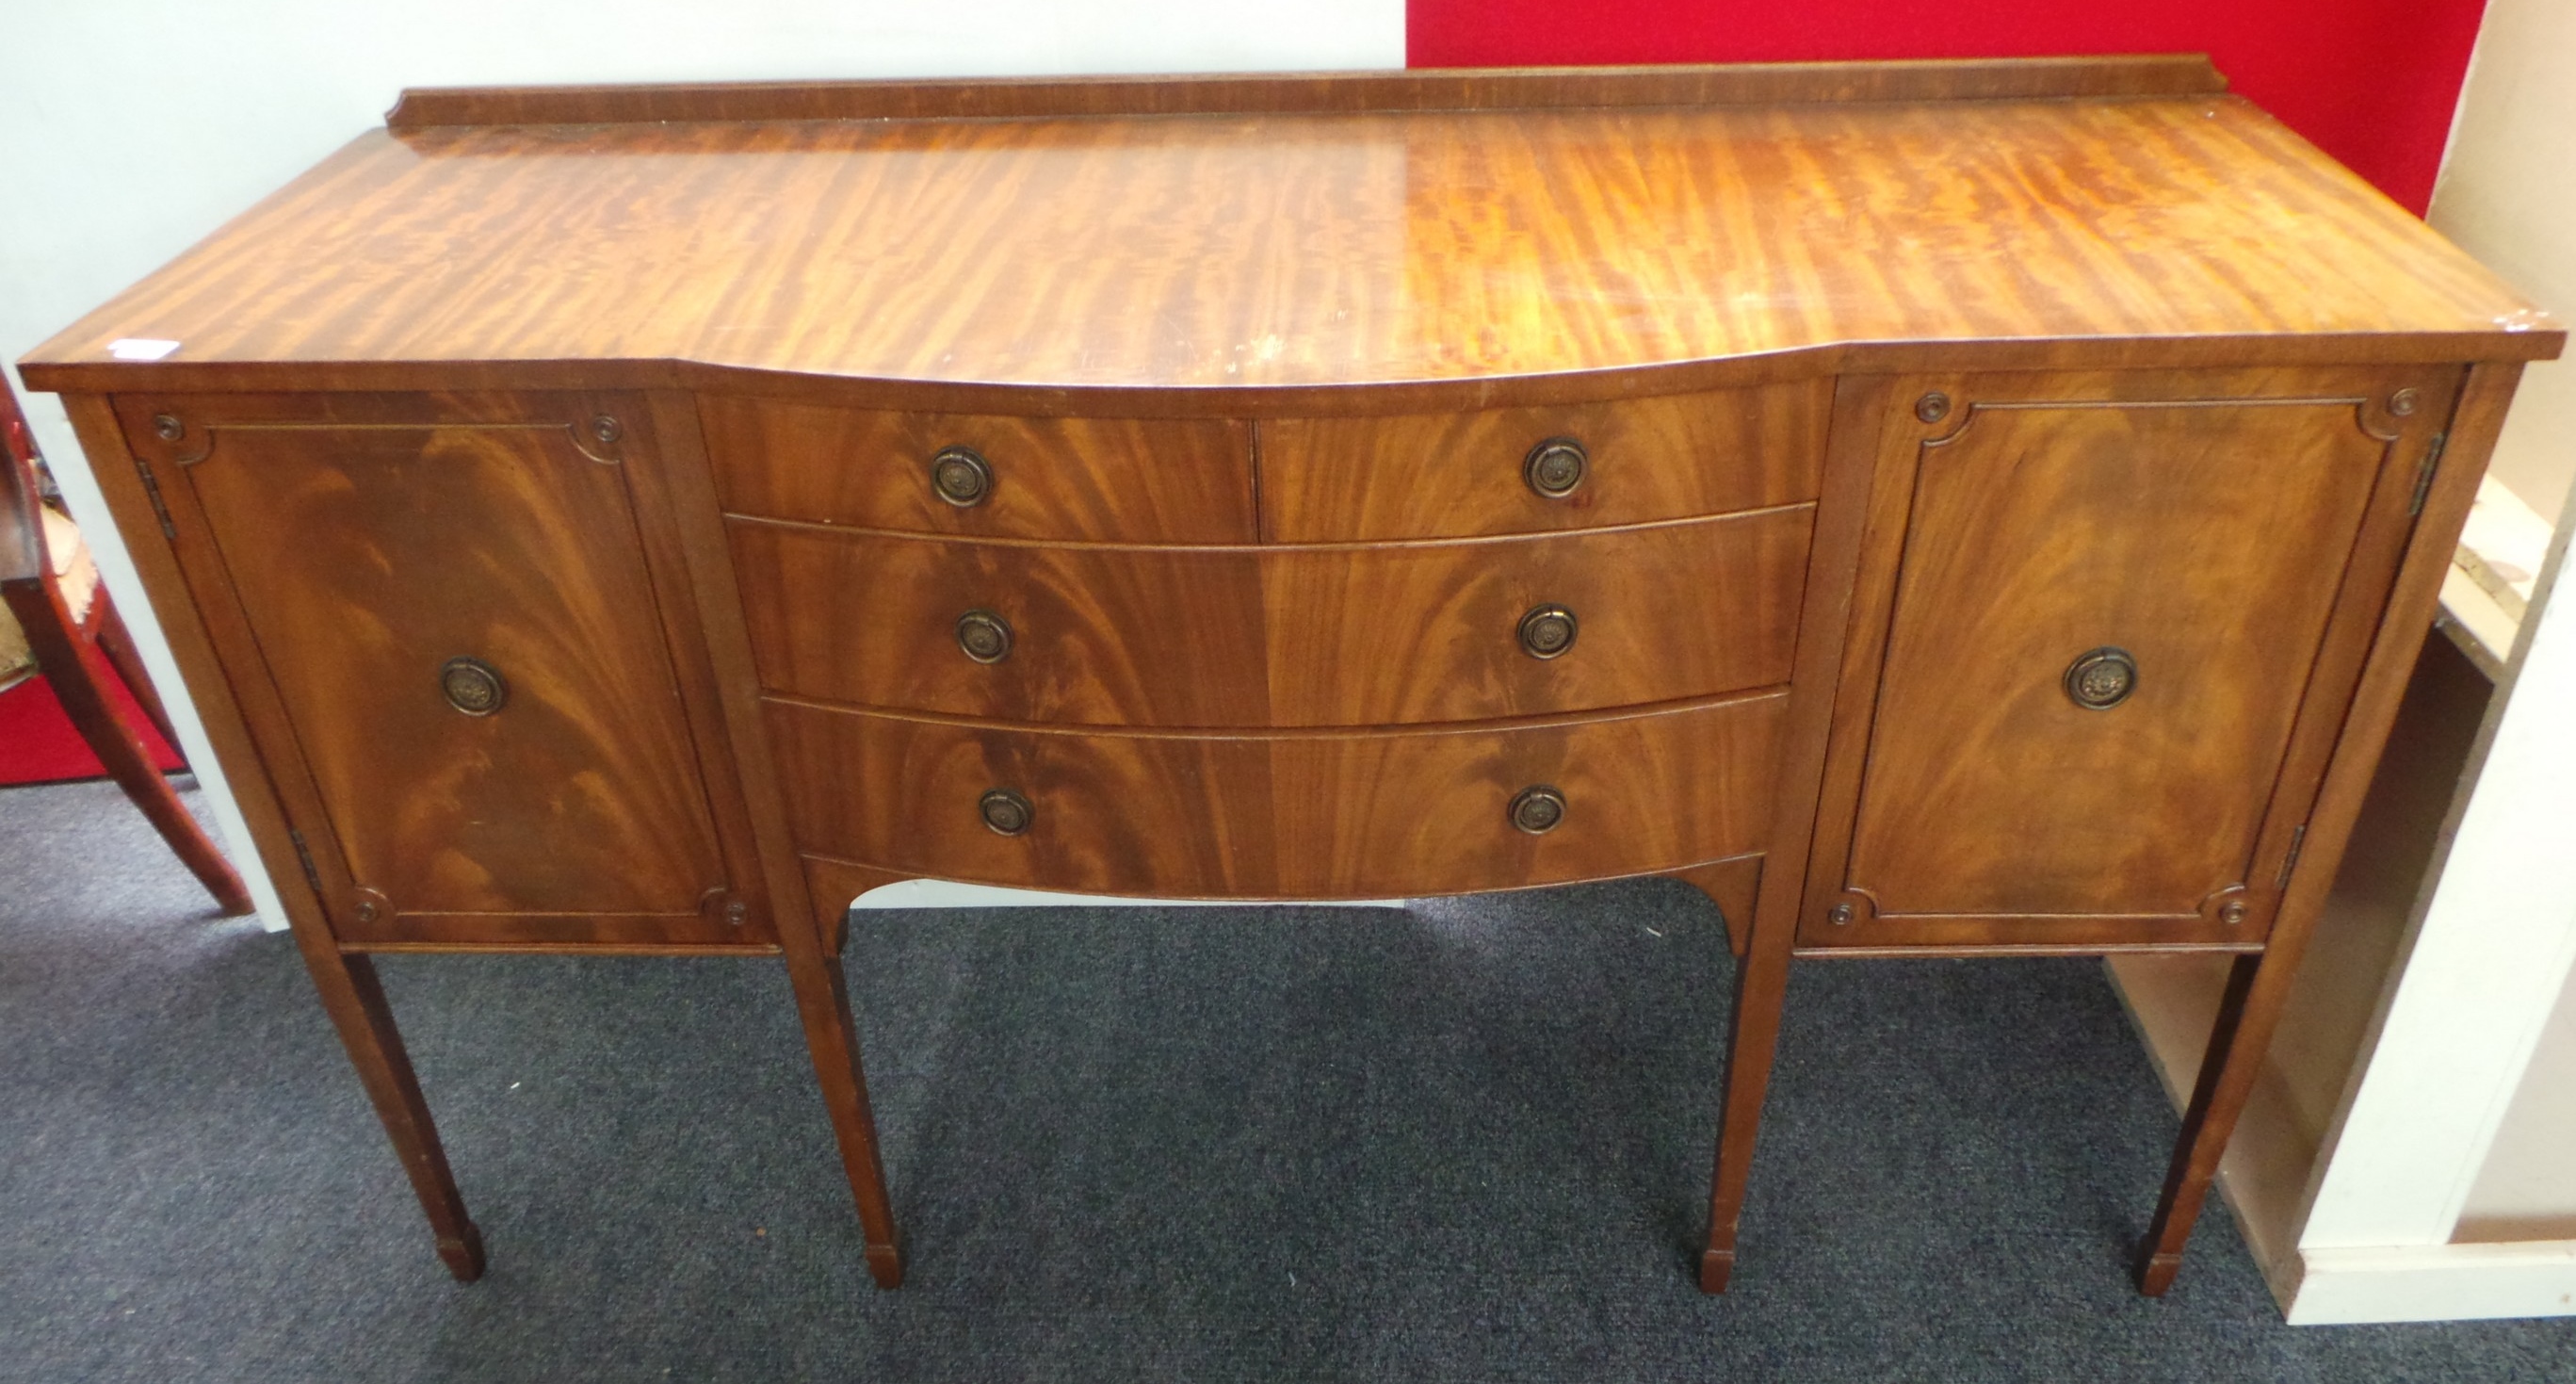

left=7, top=584, right=254, bottom=915
left=91, top=588, right=186, bottom=755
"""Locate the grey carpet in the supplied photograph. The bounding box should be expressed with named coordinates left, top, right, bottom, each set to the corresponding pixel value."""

left=3, top=777, right=2571, bottom=1382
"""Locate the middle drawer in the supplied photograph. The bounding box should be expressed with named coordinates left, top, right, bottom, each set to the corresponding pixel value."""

left=729, top=506, right=1811, bottom=727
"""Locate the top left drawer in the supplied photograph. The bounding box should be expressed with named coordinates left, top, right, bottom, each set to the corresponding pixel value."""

left=700, top=396, right=1255, bottom=543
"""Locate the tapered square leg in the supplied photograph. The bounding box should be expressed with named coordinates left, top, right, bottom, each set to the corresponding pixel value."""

left=1670, top=856, right=1764, bottom=961
left=297, top=948, right=484, bottom=1280
left=2133, top=953, right=2266, bottom=1295
left=436, top=1221, right=489, bottom=1282
left=1700, top=917, right=1796, bottom=1293
left=1677, top=855, right=1788, bottom=1289
left=779, top=943, right=905, bottom=1288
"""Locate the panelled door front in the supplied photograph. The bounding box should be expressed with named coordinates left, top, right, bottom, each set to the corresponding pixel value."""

left=118, top=392, right=766, bottom=949
left=1801, top=368, right=2458, bottom=952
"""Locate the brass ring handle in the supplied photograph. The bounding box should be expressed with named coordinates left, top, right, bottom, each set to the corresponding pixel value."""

left=439, top=657, right=508, bottom=716
left=2064, top=646, right=2138, bottom=710
left=1509, top=785, right=1566, bottom=835
left=979, top=788, right=1033, bottom=836
left=955, top=610, right=1013, bottom=663
left=1517, top=604, right=1578, bottom=659
left=930, top=446, right=994, bottom=507
left=1524, top=437, right=1588, bottom=498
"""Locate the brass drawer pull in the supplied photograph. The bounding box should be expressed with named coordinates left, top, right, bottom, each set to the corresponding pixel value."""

left=979, top=788, right=1033, bottom=836
left=1517, top=604, right=1578, bottom=659
left=1524, top=437, right=1588, bottom=498
left=955, top=609, right=1013, bottom=663
left=438, top=657, right=508, bottom=716
left=2064, top=646, right=2138, bottom=710
left=1508, top=784, right=1566, bottom=835
left=930, top=446, right=994, bottom=507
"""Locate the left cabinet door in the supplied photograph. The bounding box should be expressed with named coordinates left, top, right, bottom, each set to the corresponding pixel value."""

left=118, top=393, right=769, bottom=948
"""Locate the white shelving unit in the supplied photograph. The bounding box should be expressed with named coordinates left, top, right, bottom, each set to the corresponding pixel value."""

left=2102, top=0, right=2576, bottom=1320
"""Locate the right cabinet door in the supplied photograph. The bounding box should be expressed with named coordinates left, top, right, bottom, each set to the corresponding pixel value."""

left=1801, top=367, right=2459, bottom=951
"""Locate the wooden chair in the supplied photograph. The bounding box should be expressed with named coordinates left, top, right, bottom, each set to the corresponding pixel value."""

left=2, top=378, right=253, bottom=915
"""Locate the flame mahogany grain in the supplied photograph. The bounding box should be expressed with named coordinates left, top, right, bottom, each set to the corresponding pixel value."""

left=1800, top=366, right=2457, bottom=951
left=701, top=398, right=1256, bottom=543
left=764, top=692, right=1786, bottom=899
left=19, top=60, right=2560, bottom=1302
left=724, top=504, right=1808, bottom=727
left=1259, top=382, right=1828, bottom=541
left=22, top=66, right=2555, bottom=406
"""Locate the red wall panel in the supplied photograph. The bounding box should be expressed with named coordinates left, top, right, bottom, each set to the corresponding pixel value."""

left=1407, top=1, right=2486, bottom=214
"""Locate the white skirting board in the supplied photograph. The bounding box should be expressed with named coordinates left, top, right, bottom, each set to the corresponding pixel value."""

left=2286, top=1242, right=2576, bottom=1325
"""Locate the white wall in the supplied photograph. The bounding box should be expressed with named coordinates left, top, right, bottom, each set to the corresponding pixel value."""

left=2458, top=970, right=2576, bottom=1240
left=2426, top=0, right=2576, bottom=522
left=0, top=2, right=1402, bottom=927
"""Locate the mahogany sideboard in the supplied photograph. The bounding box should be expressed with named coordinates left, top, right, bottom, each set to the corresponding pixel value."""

left=22, top=57, right=2561, bottom=1297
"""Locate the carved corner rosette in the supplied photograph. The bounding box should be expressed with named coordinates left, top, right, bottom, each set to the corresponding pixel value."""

left=135, top=407, right=217, bottom=466
left=348, top=886, right=395, bottom=928
left=2354, top=384, right=2429, bottom=445
left=2195, top=883, right=2256, bottom=930
left=1911, top=385, right=1982, bottom=448
left=1822, top=887, right=1879, bottom=931
left=699, top=887, right=750, bottom=929
left=565, top=412, right=630, bottom=464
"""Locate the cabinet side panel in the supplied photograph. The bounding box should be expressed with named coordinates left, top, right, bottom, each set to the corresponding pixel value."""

left=59, top=395, right=323, bottom=936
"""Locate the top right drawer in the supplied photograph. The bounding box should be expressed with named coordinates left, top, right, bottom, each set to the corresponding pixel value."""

left=1259, top=380, right=1828, bottom=541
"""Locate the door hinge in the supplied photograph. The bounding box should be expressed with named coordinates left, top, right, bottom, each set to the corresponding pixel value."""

left=132, top=457, right=178, bottom=539
left=286, top=828, right=324, bottom=894
left=2407, top=433, right=2448, bottom=517
left=2276, top=823, right=2309, bottom=890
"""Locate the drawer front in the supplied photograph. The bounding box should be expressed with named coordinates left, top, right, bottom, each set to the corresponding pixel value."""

left=1800, top=368, right=2455, bottom=952
left=770, top=692, right=1786, bottom=898
left=732, top=506, right=1809, bottom=726
left=124, top=393, right=763, bottom=949
left=1261, top=382, right=1828, bottom=541
left=733, top=517, right=1272, bottom=726
left=701, top=395, right=1255, bottom=542
left=1262, top=510, right=1808, bottom=725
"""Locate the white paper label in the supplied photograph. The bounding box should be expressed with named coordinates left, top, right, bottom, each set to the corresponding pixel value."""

left=107, top=338, right=181, bottom=361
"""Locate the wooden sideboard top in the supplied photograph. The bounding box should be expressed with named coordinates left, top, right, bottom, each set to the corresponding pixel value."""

left=22, top=58, right=2560, bottom=410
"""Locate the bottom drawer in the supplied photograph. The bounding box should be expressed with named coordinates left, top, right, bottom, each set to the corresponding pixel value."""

left=768, top=692, right=1784, bottom=899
